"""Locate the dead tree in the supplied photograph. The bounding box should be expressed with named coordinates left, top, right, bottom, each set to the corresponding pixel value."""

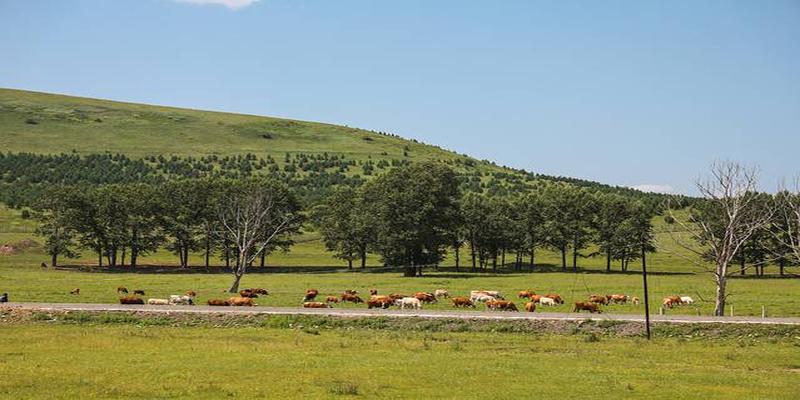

left=215, top=183, right=301, bottom=293
left=668, top=161, right=772, bottom=316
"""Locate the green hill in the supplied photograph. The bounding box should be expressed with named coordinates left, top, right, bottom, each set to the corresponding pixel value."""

left=0, top=88, right=474, bottom=163
left=0, top=87, right=671, bottom=206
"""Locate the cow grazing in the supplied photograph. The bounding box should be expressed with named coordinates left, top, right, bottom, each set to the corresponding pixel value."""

left=518, top=290, right=535, bottom=299
left=530, top=294, right=542, bottom=303
left=486, top=300, right=518, bottom=312
left=207, top=299, right=230, bottom=306
left=40, top=262, right=48, bottom=269
left=70, top=288, right=80, bottom=295
left=396, top=297, right=422, bottom=310
left=573, top=301, right=601, bottom=313
left=0, top=293, right=7, bottom=303
left=369, top=289, right=378, bottom=296
left=472, top=294, right=496, bottom=303
left=119, top=296, right=145, bottom=305
left=239, top=290, right=258, bottom=298
left=414, top=292, right=437, bottom=304
left=248, top=288, right=269, bottom=295
left=169, top=295, right=193, bottom=305
left=539, top=297, right=556, bottom=306
left=368, top=296, right=393, bottom=309
left=303, top=302, right=330, bottom=308
left=631, top=297, right=640, bottom=305
left=451, top=296, right=475, bottom=308
left=543, top=294, right=564, bottom=304
left=524, top=302, right=536, bottom=312
left=680, top=296, right=694, bottom=305
left=606, top=294, right=629, bottom=304
left=228, top=297, right=255, bottom=306
left=185, top=290, right=198, bottom=298
left=303, top=289, right=319, bottom=302
left=147, top=298, right=169, bottom=305
left=341, top=293, right=364, bottom=304
left=589, top=295, right=608, bottom=305
left=388, top=293, right=406, bottom=301
left=325, top=296, right=339, bottom=303
left=133, top=290, right=145, bottom=296
left=343, top=289, right=358, bottom=296
left=116, top=286, right=129, bottom=294
left=434, top=289, right=449, bottom=299
left=662, top=296, right=682, bottom=309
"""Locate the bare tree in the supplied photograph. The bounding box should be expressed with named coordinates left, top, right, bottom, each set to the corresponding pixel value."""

left=775, top=177, right=800, bottom=264
left=668, top=161, right=772, bottom=316
left=215, top=182, right=302, bottom=293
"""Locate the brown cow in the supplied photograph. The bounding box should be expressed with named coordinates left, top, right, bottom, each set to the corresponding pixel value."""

left=388, top=293, right=406, bottom=301
left=589, top=295, right=608, bottom=305
left=341, top=293, right=364, bottom=303
left=544, top=294, right=564, bottom=304
left=207, top=299, right=230, bottom=306
left=367, top=296, right=393, bottom=309
left=606, top=294, right=628, bottom=304
left=239, top=290, right=259, bottom=298
left=325, top=296, right=340, bottom=303
left=116, top=286, right=128, bottom=294
left=573, top=301, right=601, bottom=313
left=518, top=290, right=536, bottom=299
left=414, top=292, right=437, bottom=304
left=303, top=302, right=330, bottom=308
left=133, top=289, right=145, bottom=296
left=185, top=290, right=198, bottom=298
left=524, top=302, right=536, bottom=312
left=70, top=288, right=80, bottom=295
left=662, top=296, right=682, bottom=309
left=303, top=289, right=319, bottom=302
left=248, top=288, right=269, bottom=295
left=119, top=296, right=144, bottom=305
left=451, top=296, right=475, bottom=308
left=486, top=300, right=518, bottom=312
left=343, top=289, right=358, bottom=295
left=631, top=296, right=640, bottom=305
left=228, top=297, right=255, bottom=306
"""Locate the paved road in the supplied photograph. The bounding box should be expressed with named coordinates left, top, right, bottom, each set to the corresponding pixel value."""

left=3, top=302, right=800, bottom=325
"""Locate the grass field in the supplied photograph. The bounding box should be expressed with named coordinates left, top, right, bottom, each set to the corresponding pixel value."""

left=1, top=322, right=798, bottom=399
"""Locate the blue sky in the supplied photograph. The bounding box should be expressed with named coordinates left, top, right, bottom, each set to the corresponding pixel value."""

left=1, top=0, right=798, bottom=193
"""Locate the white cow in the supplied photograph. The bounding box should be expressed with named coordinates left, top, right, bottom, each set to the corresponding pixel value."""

left=147, top=298, right=169, bottom=305
left=470, top=290, right=503, bottom=302
left=680, top=296, right=694, bottom=305
left=169, top=295, right=194, bottom=305
left=395, top=297, right=422, bottom=310
left=539, top=297, right=556, bottom=306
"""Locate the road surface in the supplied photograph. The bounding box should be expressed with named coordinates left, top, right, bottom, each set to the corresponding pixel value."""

left=3, top=302, right=799, bottom=325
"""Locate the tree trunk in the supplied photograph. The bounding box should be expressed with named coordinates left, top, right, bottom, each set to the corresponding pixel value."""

left=560, top=245, right=567, bottom=271
left=229, top=273, right=243, bottom=293
left=121, top=247, right=126, bottom=267
left=740, top=257, right=745, bottom=275
left=97, top=246, right=103, bottom=267
left=572, top=241, right=578, bottom=272
left=131, top=247, right=139, bottom=270
left=470, top=240, right=476, bottom=271
left=260, top=250, right=266, bottom=268
left=501, top=248, right=506, bottom=268
left=713, top=265, right=728, bottom=316
left=454, top=244, right=460, bottom=271
left=606, top=248, right=612, bottom=272
left=51, top=252, right=58, bottom=269
left=530, top=247, right=535, bottom=271
left=348, top=258, right=353, bottom=269
left=360, top=251, right=366, bottom=270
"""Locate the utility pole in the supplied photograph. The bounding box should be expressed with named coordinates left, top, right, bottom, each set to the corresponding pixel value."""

left=641, top=243, right=651, bottom=340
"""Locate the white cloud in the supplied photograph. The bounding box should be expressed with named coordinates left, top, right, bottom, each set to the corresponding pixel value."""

left=173, top=0, right=259, bottom=10
left=629, top=184, right=676, bottom=194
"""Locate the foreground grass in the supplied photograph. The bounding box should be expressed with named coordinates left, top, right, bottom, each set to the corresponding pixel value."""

left=0, top=323, right=798, bottom=399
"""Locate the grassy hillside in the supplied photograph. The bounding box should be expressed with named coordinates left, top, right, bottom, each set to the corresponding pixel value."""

left=0, top=88, right=476, bottom=165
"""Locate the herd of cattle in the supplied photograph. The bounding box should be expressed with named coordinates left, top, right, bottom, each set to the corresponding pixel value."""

left=0, top=287, right=695, bottom=313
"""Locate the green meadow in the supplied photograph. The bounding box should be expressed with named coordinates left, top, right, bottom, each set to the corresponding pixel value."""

left=0, top=323, right=798, bottom=399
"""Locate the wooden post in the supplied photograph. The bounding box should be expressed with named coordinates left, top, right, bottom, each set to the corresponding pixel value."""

left=761, top=305, right=766, bottom=319
left=730, top=305, right=734, bottom=317
left=659, top=306, right=663, bottom=316
left=641, top=244, right=651, bottom=340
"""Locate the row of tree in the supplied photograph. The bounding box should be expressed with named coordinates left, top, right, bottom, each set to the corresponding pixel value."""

left=313, top=163, right=658, bottom=275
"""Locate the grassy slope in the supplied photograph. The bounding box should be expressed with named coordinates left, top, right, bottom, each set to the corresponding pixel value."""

left=0, top=88, right=475, bottom=166
left=1, top=324, right=798, bottom=399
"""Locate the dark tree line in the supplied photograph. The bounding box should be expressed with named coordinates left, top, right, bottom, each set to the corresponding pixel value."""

left=33, top=177, right=302, bottom=278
